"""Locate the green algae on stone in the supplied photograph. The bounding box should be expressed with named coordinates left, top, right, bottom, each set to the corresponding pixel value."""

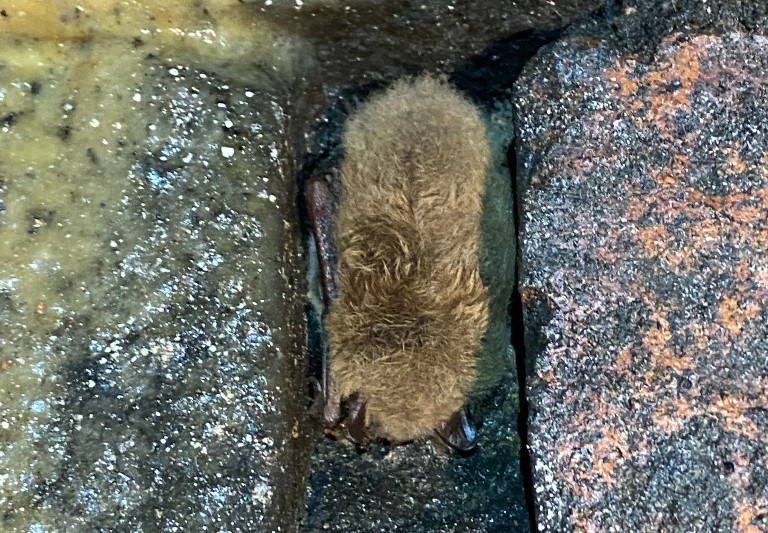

left=0, top=35, right=309, bottom=531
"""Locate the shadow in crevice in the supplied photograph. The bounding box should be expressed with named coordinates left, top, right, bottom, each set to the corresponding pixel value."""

left=509, top=140, right=536, bottom=532
left=450, top=28, right=562, bottom=110
left=451, top=29, right=567, bottom=533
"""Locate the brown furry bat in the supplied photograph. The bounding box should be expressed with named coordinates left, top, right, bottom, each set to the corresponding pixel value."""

left=306, top=76, right=506, bottom=450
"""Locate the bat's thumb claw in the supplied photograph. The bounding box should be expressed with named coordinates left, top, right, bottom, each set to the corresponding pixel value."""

left=436, top=408, right=477, bottom=451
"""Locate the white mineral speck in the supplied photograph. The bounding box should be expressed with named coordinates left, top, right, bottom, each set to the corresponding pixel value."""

left=224, top=119, right=233, bottom=128
left=90, top=118, right=100, bottom=127
left=221, top=146, right=235, bottom=158
left=169, top=67, right=179, bottom=76
left=133, top=93, right=142, bottom=102
left=87, top=380, right=96, bottom=388
left=245, top=90, right=254, bottom=98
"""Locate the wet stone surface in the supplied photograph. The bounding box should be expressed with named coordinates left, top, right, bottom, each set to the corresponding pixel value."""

left=254, top=0, right=603, bottom=85
left=0, top=44, right=308, bottom=531
left=516, top=32, right=768, bottom=532
left=304, top=372, right=525, bottom=533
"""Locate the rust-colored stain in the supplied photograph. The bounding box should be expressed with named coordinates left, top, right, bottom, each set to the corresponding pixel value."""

left=608, top=38, right=703, bottom=140
left=718, top=295, right=761, bottom=335
left=518, top=33, right=768, bottom=532
left=735, top=500, right=768, bottom=533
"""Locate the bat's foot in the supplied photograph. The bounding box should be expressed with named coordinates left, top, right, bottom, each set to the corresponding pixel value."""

left=309, top=377, right=369, bottom=446
left=309, top=376, right=342, bottom=427
left=435, top=408, right=477, bottom=452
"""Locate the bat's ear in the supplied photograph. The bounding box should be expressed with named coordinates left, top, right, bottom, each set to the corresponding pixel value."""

left=435, top=408, right=477, bottom=451
left=344, top=393, right=367, bottom=444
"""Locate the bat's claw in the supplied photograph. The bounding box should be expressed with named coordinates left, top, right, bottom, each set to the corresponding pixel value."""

left=435, top=408, right=477, bottom=452
left=309, top=376, right=343, bottom=429
left=344, top=393, right=367, bottom=444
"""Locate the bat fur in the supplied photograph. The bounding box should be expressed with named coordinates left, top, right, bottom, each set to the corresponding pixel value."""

left=324, top=76, right=501, bottom=443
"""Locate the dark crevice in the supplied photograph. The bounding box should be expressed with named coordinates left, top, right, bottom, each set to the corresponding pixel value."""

left=508, top=140, right=536, bottom=532
left=299, top=33, right=564, bottom=524
left=450, top=28, right=564, bottom=112
left=450, top=28, right=569, bottom=533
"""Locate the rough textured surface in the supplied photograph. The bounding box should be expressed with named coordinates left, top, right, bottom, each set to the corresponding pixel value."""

left=303, top=93, right=522, bottom=532
left=253, top=0, right=602, bottom=85
left=572, top=0, right=768, bottom=61
left=304, top=374, right=525, bottom=532
left=516, top=32, right=768, bottom=532
left=0, top=38, right=309, bottom=531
